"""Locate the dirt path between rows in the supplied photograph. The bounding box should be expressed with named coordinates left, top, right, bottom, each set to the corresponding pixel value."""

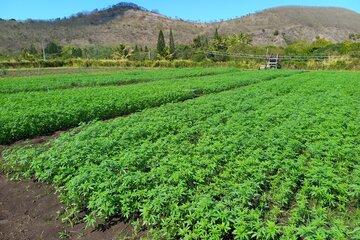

left=0, top=174, right=135, bottom=240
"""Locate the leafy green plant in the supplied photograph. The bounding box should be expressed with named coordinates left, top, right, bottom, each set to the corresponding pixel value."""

left=3, top=70, right=360, bottom=239
left=58, top=230, right=70, bottom=239
left=0, top=67, right=235, bottom=94
left=0, top=69, right=295, bottom=144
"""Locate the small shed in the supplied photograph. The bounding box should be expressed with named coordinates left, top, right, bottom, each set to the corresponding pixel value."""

left=267, top=55, right=281, bottom=69
left=260, top=55, right=281, bottom=70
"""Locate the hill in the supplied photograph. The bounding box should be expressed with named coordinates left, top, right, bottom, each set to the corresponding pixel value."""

left=216, top=6, right=360, bottom=45
left=1, top=3, right=360, bottom=53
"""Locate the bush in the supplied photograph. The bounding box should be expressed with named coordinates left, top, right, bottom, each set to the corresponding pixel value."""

left=0, top=67, right=7, bottom=76
left=322, top=56, right=354, bottom=70
left=306, top=59, right=324, bottom=70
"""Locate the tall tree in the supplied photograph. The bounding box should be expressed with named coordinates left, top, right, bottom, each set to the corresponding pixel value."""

left=72, top=47, right=83, bottom=58
left=157, top=30, right=166, bottom=57
left=214, top=28, right=221, bottom=40
left=169, top=29, right=176, bottom=55
left=45, top=41, right=62, bottom=55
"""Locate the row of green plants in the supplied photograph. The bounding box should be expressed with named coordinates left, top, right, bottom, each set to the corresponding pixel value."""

left=0, top=67, right=235, bottom=94
left=0, top=70, right=295, bottom=144
left=3, top=71, right=359, bottom=239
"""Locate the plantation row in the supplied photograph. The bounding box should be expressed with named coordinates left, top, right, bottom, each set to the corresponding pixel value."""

left=0, top=67, right=236, bottom=94
left=3, top=71, right=360, bottom=239
left=0, top=70, right=296, bottom=144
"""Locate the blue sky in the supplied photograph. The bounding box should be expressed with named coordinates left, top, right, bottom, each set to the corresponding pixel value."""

left=1, top=0, right=359, bottom=22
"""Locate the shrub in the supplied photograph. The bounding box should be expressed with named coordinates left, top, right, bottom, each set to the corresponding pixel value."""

left=0, top=67, right=7, bottom=76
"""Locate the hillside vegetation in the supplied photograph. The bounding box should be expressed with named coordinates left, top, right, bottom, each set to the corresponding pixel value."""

left=1, top=3, right=360, bottom=53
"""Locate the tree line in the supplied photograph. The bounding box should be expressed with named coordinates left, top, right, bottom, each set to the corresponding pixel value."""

left=2, top=29, right=360, bottom=66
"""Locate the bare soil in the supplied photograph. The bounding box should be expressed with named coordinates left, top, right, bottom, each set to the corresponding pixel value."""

left=0, top=174, right=136, bottom=240
left=0, top=110, right=147, bottom=239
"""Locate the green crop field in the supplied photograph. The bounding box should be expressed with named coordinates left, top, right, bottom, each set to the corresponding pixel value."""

left=0, top=67, right=236, bottom=94
left=1, top=68, right=360, bottom=239
left=0, top=68, right=295, bottom=144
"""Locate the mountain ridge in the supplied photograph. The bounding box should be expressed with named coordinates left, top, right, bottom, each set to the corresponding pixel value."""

left=1, top=3, right=360, bottom=53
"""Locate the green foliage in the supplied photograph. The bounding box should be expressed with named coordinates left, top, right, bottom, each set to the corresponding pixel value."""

left=0, top=54, right=8, bottom=61
left=83, top=45, right=113, bottom=59
left=169, top=29, right=176, bottom=56
left=45, top=41, right=62, bottom=56
left=129, top=47, right=147, bottom=61
left=3, top=70, right=359, bottom=239
left=2, top=30, right=360, bottom=70
left=226, top=33, right=253, bottom=54
left=62, top=45, right=83, bottom=58
left=0, top=67, right=235, bottom=94
left=174, top=45, right=195, bottom=60
left=285, top=41, right=310, bottom=55
left=58, top=230, right=70, bottom=239
left=193, top=35, right=209, bottom=49
left=111, top=44, right=130, bottom=59
left=157, top=30, right=166, bottom=57
left=214, top=28, right=221, bottom=41
left=25, top=44, right=38, bottom=55
left=72, top=47, right=83, bottom=58
left=208, top=32, right=253, bottom=62
left=0, top=67, right=7, bottom=76
left=308, top=38, right=333, bottom=53
left=20, top=44, right=39, bottom=61
left=209, top=36, right=228, bottom=62
left=339, top=41, right=360, bottom=57
left=2, top=68, right=291, bottom=144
